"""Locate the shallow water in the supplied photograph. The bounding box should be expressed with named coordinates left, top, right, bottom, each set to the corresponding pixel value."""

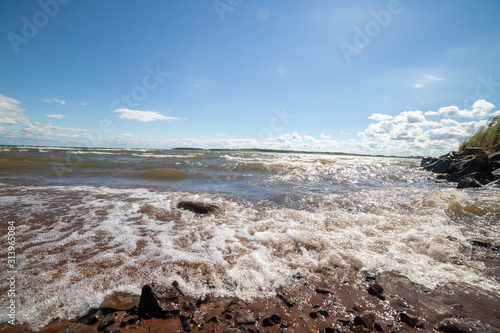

left=0, top=146, right=499, bottom=330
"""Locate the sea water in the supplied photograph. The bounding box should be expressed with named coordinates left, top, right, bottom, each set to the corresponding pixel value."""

left=0, top=146, right=499, bottom=330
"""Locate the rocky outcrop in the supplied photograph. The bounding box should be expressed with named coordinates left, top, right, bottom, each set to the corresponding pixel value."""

left=176, top=201, right=222, bottom=214
left=421, top=147, right=500, bottom=188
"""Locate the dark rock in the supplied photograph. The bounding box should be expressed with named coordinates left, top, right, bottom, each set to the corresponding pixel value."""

left=457, top=177, right=482, bottom=189
left=354, top=312, right=376, bottom=329
left=181, top=320, right=192, bottom=332
left=276, top=286, right=294, bottom=307
left=63, top=327, right=99, bottom=333
left=461, top=147, right=486, bottom=156
left=138, top=284, right=181, bottom=319
left=85, top=309, right=102, bottom=325
left=458, top=172, right=494, bottom=185
left=120, top=315, right=139, bottom=327
left=222, top=329, right=243, bottom=333
left=421, top=156, right=438, bottom=168
left=367, top=282, right=385, bottom=300
left=310, top=305, right=329, bottom=318
left=100, top=292, right=140, bottom=311
left=97, top=313, right=115, bottom=332
left=315, top=286, right=334, bottom=294
left=489, top=151, right=500, bottom=162
left=459, top=154, right=491, bottom=175
left=374, top=322, right=384, bottom=332
left=400, top=312, right=419, bottom=327
left=177, top=201, right=221, bottom=214
left=436, top=317, right=500, bottom=333
left=262, top=314, right=281, bottom=327
left=430, top=159, right=453, bottom=173
left=234, top=309, right=256, bottom=325
left=470, top=240, right=492, bottom=248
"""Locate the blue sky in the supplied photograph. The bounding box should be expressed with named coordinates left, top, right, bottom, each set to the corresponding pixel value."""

left=1, top=0, right=499, bottom=156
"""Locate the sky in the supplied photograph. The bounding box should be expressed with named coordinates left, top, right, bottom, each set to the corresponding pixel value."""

left=0, top=0, right=499, bottom=156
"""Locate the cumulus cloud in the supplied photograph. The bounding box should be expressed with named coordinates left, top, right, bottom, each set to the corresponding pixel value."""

left=393, top=110, right=426, bottom=124
left=0, top=94, right=29, bottom=125
left=319, top=133, right=330, bottom=139
left=114, top=108, right=180, bottom=122
left=358, top=99, right=495, bottom=156
left=437, top=99, right=495, bottom=118
left=368, top=113, right=393, bottom=121
left=46, top=114, right=67, bottom=119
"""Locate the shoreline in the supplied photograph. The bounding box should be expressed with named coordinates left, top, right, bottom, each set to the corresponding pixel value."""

left=3, top=266, right=499, bottom=333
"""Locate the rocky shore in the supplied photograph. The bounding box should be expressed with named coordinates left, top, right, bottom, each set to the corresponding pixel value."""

left=3, top=263, right=500, bottom=333
left=421, top=147, right=500, bottom=188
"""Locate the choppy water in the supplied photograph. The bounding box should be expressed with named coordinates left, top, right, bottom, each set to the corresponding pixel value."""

left=0, top=146, right=499, bottom=330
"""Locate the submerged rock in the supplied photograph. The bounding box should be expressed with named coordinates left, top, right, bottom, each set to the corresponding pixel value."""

left=436, top=317, right=500, bottom=333
left=177, top=201, right=222, bottom=214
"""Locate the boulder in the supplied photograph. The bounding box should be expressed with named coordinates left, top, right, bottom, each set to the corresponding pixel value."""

left=458, top=172, right=494, bottom=185
left=457, top=177, right=482, bottom=189
left=99, top=292, right=140, bottom=311
left=436, top=317, right=500, bottom=333
left=421, top=156, right=438, bottom=168
left=461, top=147, right=486, bottom=156
left=488, top=151, right=500, bottom=162
left=177, top=201, right=221, bottom=214
left=138, top=284, right=181, bottom=319
left=97, top=313, right=115, bottom=331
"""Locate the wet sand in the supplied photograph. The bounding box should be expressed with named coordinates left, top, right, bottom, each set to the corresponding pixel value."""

left=3, top=263, right=499, bottom=333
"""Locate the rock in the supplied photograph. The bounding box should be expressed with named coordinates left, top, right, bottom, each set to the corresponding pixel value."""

left=85, top=309, right=102, bottom=325
left=430, top=159, right=453, bottom=173
left=315, top=286, right=334, bottom=295
left=489, top=151, right=500, bottom=162
left=222, top=329, right=244, bottom=333
left=458, top=172, right=494, bottom=185
left=97, top=313, right=115, bottom=332
left=177, top=201, right=221, bottom=214
left=120, top=315, right=139, bottom=327
left=103, top=327, right=120, bottom=333
left=64, top=327, right=99, bottom=333
left=457, top=177, right=482, bottom=189
left=138, top=284, right=181, bottom=319
left=354, top=312, right=376, bottom=329
left=400, top=312, right=419, bottom=327
left=367, top=282, right=385, bottom=300
left=100, top=292, right=140, bottom=311
left=421, top=156, right=438, bottom=168
left=276, top=286, right=294, bottom=307
left=234, top=309, right=255, bottom=325
left=436, top=317, right=500, bottom=333
left=262, top=314, right=281, bottom=327
left=309, top=305, right=329, bottom=318
left=458, top=154, right=491, bottom=175
left=461, top=147, right=486, bottom=156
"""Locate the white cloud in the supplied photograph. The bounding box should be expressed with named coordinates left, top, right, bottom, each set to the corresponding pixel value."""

left=114, top=108, right=180, bottom=122
left=437, top=100, right=496, bottom=118
left=81, top=102, right=87, bottom=106
left=0, top=94, right=29, bottom=125
left=46, top=114, right=67, bottom=119
left=394, top=110, right=426, bottom=124
left=319, top=133, right=330, bottom=139
left=43, top=97, right=66, bottom=105
left=368, top=113, right=393, bottom=121
left=425, top=111, right=439, bottom=116
left=413, top=74, right=445, bottom=89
